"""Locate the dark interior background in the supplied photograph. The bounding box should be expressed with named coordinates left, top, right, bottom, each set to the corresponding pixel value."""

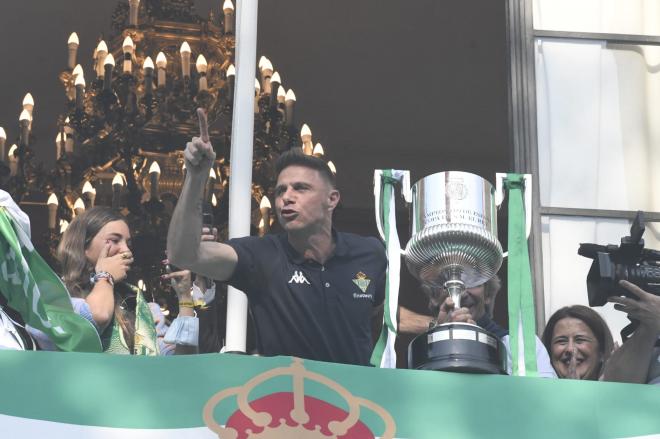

left=0, top=0, right=511, bottom=366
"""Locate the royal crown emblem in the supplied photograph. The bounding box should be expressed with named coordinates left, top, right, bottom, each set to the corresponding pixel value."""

left=203, top=358, right=396, bottom=438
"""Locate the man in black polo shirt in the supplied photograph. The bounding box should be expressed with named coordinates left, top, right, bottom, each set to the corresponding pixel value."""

left=167, top=110, right=386, bottom=365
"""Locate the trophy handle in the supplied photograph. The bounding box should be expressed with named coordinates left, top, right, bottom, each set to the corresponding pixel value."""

left=373, top=169, right=411, bottom=255
left=495, top=173, right=532, bottom=258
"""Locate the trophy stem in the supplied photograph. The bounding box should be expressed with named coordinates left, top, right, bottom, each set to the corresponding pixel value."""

left=444, top=279, right=465, bottom=309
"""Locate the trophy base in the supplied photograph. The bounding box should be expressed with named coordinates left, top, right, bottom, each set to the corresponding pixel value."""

left=408, top=322, right=507, bottom=374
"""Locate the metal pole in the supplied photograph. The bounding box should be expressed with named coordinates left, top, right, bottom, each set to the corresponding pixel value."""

left=224, top=0, right=258, bottom=352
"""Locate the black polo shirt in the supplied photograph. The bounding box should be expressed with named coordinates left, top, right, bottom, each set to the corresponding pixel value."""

left=226, top=231, right=386, bottom=366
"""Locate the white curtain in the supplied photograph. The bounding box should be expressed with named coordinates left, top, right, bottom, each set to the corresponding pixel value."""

left=534, top=1, right=660, bottom=342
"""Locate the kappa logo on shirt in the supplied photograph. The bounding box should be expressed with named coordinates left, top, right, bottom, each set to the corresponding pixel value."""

left=288, top=270, right=310, bottom=285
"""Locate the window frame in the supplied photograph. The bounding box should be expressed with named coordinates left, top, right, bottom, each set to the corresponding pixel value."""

left=505, top=0, right=660, bottom=332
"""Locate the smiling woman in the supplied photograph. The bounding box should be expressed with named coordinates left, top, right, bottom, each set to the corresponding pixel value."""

left=542, top=305, right=614, bottom=381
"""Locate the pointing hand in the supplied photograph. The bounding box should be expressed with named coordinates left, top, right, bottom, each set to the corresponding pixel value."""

left=183, top=108, right=216, bottom=171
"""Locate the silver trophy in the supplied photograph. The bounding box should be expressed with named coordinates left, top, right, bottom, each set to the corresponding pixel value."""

left=405, top=171, right=503, bottom=308
left=405, top=171, right=506, bottom=373
left=402, top=171, right=506, bottom=373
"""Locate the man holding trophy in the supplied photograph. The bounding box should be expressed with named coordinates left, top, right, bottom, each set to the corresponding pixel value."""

left=399, top=276, right=556, bottom=377
left=377, top=170, right=555, bottom=375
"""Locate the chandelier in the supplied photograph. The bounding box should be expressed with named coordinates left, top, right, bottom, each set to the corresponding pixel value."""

left=0, top=0, right=336, bottom=312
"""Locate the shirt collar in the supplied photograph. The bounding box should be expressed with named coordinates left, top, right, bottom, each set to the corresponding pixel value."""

left=279, top=228, right=348, bottom=264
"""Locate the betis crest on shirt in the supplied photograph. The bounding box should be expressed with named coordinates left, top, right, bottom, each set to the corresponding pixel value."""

left=352, top=271, right=371, bottom=293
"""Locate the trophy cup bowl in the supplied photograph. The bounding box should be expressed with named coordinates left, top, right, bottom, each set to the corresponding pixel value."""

left=405, top=171, right=506, bottom=374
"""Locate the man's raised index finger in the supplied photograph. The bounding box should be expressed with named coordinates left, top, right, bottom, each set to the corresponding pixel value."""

left=197, top=107, right=210, bottom=143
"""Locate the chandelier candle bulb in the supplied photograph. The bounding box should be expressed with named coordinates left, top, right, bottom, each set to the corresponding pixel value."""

left=47, top=193, right=59, bottom=230
left=70, top=66, right=82, bottom=101
left=276, top=86, right=286, bottom=104
left=312, top=143, right=324, bottom=157
left=72, top=64, right=83, bottom=79
left=22, top=93, right=34, bottom=116
left=259, top=56, right=273, bottom=93
left=156, top=52, right=167, bottom=87
left=180, top=41, right=191, bottom=79
left=74, top=73, right=86, bottom=111
left=196, top=54, right=208, bottom=91
left=19, top=110, right=30, bottom=147
left=0, top=127, right=6, bottom=162
left=149, top=161, right=160, bottom=200
left=300, top=123, right=312, bottom=143
left=73, top=197, right=85, bottom=216
left=254, top=78, right=260, bottom=113
left=82, top=180, right=96, bottom=207
left=300, top=123, right=313, bottom=155
left=259, top=195, right=271, bottom=234
left=55, top=133, right=63, bottom=160
left=8, top=144, right=18, bottom=177
left=112, top=173, right=125, bottom=210
left=22, top=93, right=34, bottom=131
left=103, top=53, right=115, bottom=91
left=211, top=192, right=217, bottom=207
left=143, top=56, right=154, bottom=97
left=95, top=41, right=108, bottom=78
left=122, top=36, right=134, bottom=74
left=129, top=0, right=140, bottom=26
left=64, top=133, right=74, bottom=154
left=284, top=89, right=296, bottom=128
left=206, top=167, right=216, bottom=202
left=327, top=161, right=337, bottom=174
left=223, top=0, right=234, bottom=34
left=226, top=64, right=236, bottom=101
left=67, top=32, right=79, bottom=70
left=269, top=71, right=281, bottom=108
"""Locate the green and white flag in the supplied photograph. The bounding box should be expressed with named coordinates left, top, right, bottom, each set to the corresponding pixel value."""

left=0, top=201, right=101, bottom=352
left=1, top=351, right=659, bottom=438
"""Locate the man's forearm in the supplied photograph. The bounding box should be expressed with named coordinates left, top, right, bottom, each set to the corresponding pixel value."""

left=398, top=306, right=433, bottom=335
left=167, top=172, right=207, bottom=267
left=602, top=325, right=658, bottom=384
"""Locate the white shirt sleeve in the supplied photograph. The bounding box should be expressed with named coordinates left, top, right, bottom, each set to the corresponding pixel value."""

left=164, top=316, right=199, bottom=346
left=502, top=334, right=557, bottom=378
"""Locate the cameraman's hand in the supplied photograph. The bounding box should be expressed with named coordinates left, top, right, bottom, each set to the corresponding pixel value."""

left=608, top=280, right=660, bottom=334
left=95, top=244, right=132, bottom=283
left=183, top=108, right=216, bottom=175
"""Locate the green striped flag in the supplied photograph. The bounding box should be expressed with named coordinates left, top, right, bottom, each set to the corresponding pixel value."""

left=0, top=207, right=101, bottom=352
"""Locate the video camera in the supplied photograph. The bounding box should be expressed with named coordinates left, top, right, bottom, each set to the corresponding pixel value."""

left=578, top=211, right=660, bottom=307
